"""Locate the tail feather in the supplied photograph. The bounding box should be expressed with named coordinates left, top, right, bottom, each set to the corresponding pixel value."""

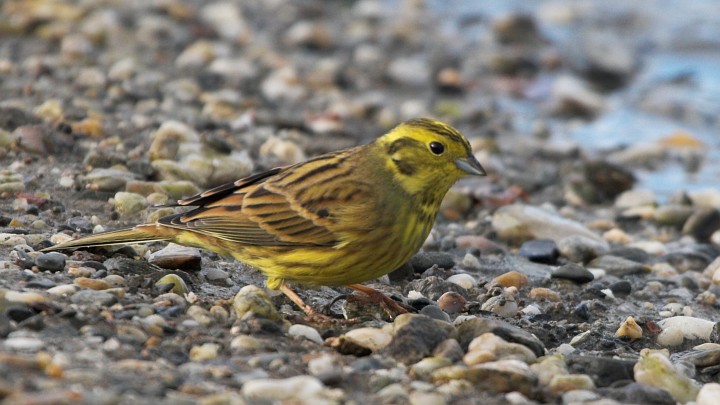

left=42, top=226, right=170, bottom=251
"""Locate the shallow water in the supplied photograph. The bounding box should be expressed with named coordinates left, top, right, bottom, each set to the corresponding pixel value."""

left=420, top=0, right=720, bottom=198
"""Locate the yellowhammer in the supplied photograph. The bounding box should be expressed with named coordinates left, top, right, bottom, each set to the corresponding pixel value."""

left=45, top=118, right=486, bottom=320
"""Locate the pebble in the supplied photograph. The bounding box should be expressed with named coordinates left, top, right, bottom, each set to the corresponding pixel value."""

left=331, top=327, right=393, bottom=356
left=697, top=383, right=720, bottom=405
left=155, top=274, right=189, bottom=295
left=682, top=208, right=720, bottom=242
left=587, top=255, right=649, bottom=277
left=73, top=277, right=111, bottom=290
left=492, top=204, right=605, bottom=244
left=657, top=316, right=716, bottom=346
left=528, top=287, right=561, bottom=302
left=148, top=243, right=202, bottom=271
left=557, top=234, right=610, bottom=262
left=615, top=189, right=656, bottom=209
left=431, top=359, right=537, bottom=396
left=437, top=292, right=466, bottom=314
left=232, top=285, right=281, bottom=322
left=242, top=375, right=325, bottom=401
left=410, top=357, right=453, bottom=380
left=112, top=192, right=147, bottom=215
left=189, top=343, right=220, bottom=361
left=70, top=290, right=117, bottom=306
left=445, top=274, right=476, bottom=289
left=551, top=263, right=594, bottom=283
left=653, top=204, right=695, bottom=227
left=518, top=239, right=559, bottom=264
left=35, top=252, right=66, bottom=272
left=463, top=333, right=537, bottom=365
left=288, top=324, right=323, bottom=345
left=548, top=373, right=595, bottom=395
left=492, top=271, right=529, bottom=289
left=634, top=349, right=700, bottom=403
left=382, top=314, right=455, bottom=365
left=47, top=284, right=78, bottom=296
left=455, top=317, right=545, bottom=357
left=481, top=288, right=519, bottom=317
left=3, top=336, right=45, bottom=351
left=615, top=316, right=642, bottom=341
left=530, top=354, right=568, bottom=386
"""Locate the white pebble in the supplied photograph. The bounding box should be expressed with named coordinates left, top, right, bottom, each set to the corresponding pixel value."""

left=461, top=253, right=481, bottom=269
left=697, top=383, right=720, bottom=405
left=242, top=375, right=324, bottom=401
left=288, top=324, right=323, bottom=345
left=4, top=337, right=44, bottom=351
left=657, top=316, right=715, bottom=346
left=446, top=274, right=477, bottom=289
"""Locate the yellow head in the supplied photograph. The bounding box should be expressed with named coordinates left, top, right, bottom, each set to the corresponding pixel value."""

left=376, top=118, right=486, bottom=197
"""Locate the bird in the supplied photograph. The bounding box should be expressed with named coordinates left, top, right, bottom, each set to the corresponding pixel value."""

left=44, top=118, right=486, bottom=321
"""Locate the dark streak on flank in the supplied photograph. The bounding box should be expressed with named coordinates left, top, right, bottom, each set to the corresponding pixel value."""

left=249, top=186, right=274, bottom=198
left=317, top=208, right=330, bottom=218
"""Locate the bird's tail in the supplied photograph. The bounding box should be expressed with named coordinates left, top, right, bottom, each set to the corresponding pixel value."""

left=42, top=225, right=171, bottom=251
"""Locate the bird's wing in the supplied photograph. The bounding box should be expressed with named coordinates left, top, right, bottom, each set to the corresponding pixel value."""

left=159, top=153, right=373, bottom=247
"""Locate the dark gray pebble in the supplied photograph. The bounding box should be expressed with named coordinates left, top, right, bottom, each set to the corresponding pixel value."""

left=70, top=290, right=118, bottom=306
left=608, top=246, right=650, bottom=263
left=552, top=263, right=594, bottom=283
left=410, top=252, right=455, bottom=273
left=682, top=207, right=720, bottom=242
left=598, top=382, right=675, bottom=405
left=565, top=355, right=635, bottom=387
left=35, top=252, right=67, bottom=272
left=587, top=255, right=648, bottom=277
left=608, top=280, right=632, bottom=296
left=419, top=305, right=450, bottom=322
left=518, top=239, right=559, bottom=264
left=380, top=314, right=453, bottom=364
left=25, top=278, right=57, bottom=289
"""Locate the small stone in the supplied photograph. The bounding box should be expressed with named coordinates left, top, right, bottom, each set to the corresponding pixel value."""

left=437, top=292, right=466, bottom=314
left=288, top=324, right=323, bottom=345
left=331, top=327, right=392, bottom=355
left=82, top=168, right=137, bottom=192
left=603, top=228, right=632, bottom=244
left=382, top=314, right=455, bottom=364
left=148, top=243, right=201, bottom=271
left=492, top=204, right=605, bottom=244
left=47, top=284, right=78, bottom=296
left=431, top=359, right=537, bottom=396
left=155, top=274, right=189, bottom=295
left=463, top=333, right=537, bottom=366
left=242, top=376, right=324, bottom=401
left=682, top=208, right=720, bottom=242
left=460, top=253, right=481, bottom=270
left=35, top=252, right=66, bottom=272
left=112, top=192, right=147, bottom=215
left=615, top=316, right=643, bottom=341
left=615, top=189, right=656, bottom=209
left=518, top=239, right=559, bottom=264
left=551, top=263, right=594, bottom=283
left=492, top=271, right=528, bottom=289
left=230, top=335, right=263, bottom=352
left=653, top=204, right=695, bottom=227
left=587, top=255, right=649, bottom=277
left=657, top=316, right=716, bottom=346
left=74, top=277, right=111, bottom=290
left=697, top=383, right=720, bottom=405
left=548, top=374, right=595, bottom=395
left=530, top=354, right=568, bottom=386
left=634, top=349, right=701, bottom=403
left=410, top=357, right=453, bottom=380
left=4, top=291, right=47, bottom=304
left=455, top=317, right=545, bottom=357
left=4, top=336, right=45, bottom=351
left=232, top=285, right=281, bottom=321
left=446, top=274, right=476, bottom=290
left=70, top=290, right=117, bottom=306
left=557, top=234, right=610, bottom=262
left=189, top=343, right=220, bottom=361
left=528, top=287, right=561, bottom=302
left=433, top=339, right=464, bottom=362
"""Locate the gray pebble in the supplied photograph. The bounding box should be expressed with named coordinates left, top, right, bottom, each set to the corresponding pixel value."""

left=35, top=252, right=67, bottom=272
left=551, top=263, right=594, bottom=284
left=71, top=290, right=118, bottom=306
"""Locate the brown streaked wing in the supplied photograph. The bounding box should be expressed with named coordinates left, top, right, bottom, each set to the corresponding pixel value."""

left=177, top=166, right=285, bottom=207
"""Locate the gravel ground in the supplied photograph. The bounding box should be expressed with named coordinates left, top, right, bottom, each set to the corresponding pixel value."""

left=1, top=1, right=720, bottom=404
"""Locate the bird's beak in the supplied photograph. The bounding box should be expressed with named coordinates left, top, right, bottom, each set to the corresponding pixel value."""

left=455, top=154, right=487, bottom=176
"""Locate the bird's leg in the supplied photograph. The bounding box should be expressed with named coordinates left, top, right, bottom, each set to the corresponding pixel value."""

left=345, top=284, right=411, bottom=318
left=279, top=284, right=358, bottom=325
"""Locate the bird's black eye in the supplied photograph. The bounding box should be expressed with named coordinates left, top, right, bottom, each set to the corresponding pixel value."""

left=429, top=141, right=445, bottom=155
